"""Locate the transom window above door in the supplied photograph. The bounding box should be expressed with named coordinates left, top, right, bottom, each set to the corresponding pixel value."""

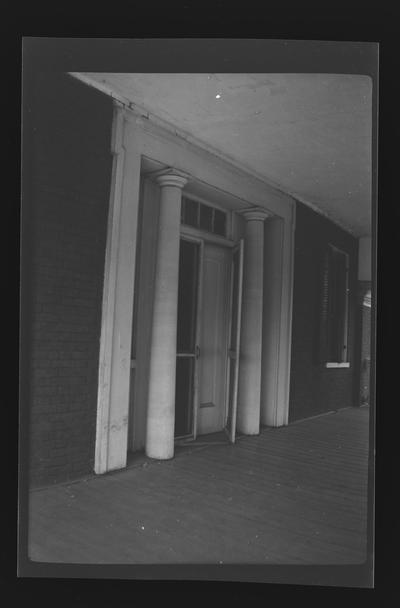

left=181, top=196, right=227, bottom=237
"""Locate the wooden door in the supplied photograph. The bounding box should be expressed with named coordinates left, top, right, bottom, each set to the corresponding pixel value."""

left=197, top=243, right=230, bottom=435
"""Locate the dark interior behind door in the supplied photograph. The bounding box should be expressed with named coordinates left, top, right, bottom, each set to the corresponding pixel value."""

left=175, top=239, right=199, bottom=437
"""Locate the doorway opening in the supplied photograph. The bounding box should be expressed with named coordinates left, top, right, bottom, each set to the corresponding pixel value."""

left=175, top=235, right=243, bottom=444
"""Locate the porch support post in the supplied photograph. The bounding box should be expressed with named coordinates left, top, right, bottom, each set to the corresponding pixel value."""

left=237, top=208, right=271, bottom=435
left=145, top=169, right=189, bottom=459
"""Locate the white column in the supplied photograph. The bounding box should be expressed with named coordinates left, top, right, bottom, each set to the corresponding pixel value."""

left=145, top=169, right=189, bottom=459
left=237, top=208, right=270, bottom=435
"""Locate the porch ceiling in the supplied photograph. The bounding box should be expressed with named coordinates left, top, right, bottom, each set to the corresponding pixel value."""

left=77, top=73, right=372, bottom=237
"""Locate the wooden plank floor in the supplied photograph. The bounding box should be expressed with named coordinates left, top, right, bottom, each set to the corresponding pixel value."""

left=28, top=406, right=370, bottom=565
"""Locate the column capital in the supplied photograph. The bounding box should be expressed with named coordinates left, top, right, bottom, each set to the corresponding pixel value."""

left=241, top=207, right=273, bottom=222
left=153, top=168, right=190, bottom=189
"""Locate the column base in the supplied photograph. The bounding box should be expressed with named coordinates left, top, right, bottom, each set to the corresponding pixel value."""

left=236, top=418, right=260, bottom=436
left=145, top=450, right=175, bottom=461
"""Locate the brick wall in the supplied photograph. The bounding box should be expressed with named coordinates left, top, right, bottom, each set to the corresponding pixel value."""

left=25, top=73, right=113, bottom=486
left=289, top=202, right=358, bottom=422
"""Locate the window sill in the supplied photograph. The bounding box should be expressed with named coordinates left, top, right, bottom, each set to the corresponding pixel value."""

left=325, top=362, right=350, bottom=368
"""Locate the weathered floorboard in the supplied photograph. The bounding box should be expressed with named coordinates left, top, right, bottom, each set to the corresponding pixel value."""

left=28, top=406, right=370, bottom=564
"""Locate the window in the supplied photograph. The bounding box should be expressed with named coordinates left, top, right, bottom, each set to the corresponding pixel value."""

left=319, top=244, right=350, bottom=367
left=181, top=196, right=227, bottom=237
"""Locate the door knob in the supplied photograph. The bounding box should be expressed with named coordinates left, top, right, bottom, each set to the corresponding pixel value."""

left=195, top=345, right=201, bottom=359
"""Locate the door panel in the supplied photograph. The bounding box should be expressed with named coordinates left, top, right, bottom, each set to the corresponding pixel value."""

left=197, top=244, right=230, bottom=435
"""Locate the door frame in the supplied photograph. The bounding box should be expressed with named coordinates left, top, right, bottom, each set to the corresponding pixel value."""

left=179, top=226, right=237, bottom=440
left=224, top=238, right=244, bottom=442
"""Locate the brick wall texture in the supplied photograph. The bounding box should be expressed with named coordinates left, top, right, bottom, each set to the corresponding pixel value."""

left=289, top=201, right=359, bottom=422
left=25, top=73, right=113, bottom=486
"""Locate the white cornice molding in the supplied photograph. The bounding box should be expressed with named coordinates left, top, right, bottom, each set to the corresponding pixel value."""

left=110, top=101, right=125, bottom=155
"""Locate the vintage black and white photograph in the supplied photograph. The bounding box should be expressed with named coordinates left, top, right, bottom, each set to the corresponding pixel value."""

left=19, top=38, right=377, bottom=588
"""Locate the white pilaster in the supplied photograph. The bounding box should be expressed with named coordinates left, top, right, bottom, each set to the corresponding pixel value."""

left=95, top=104, right=142, bottom=474
left=236, top=208, right=271, bottom=435
left=145, top=169, right=189, bottom=459
left=260, top=209, right=295, bottom=427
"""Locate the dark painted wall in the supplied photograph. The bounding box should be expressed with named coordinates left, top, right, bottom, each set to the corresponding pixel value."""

left=360, top=282, right=372, bottom=405
left=24, top=72, right=113, bottom=486
left=289, top=202, right=358, bottom=422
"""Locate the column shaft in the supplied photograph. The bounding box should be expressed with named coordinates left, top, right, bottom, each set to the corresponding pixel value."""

left=237, top=211, right=267, bottom=435
left=145, top=172, right=188, bottom=459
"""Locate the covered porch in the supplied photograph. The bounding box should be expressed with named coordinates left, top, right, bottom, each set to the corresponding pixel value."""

left=28, top=406, right=370, bottom=565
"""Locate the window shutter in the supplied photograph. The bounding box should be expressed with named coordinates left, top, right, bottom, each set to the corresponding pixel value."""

left=333, top=250, right=347, bottom=361
left=317, top=248, right=330, bottom=363
left=318, top=245, right=350, bottom=364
